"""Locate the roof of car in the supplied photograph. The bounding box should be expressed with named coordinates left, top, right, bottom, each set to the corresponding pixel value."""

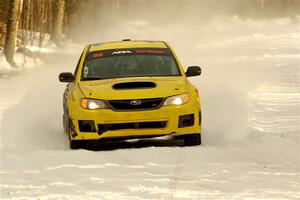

left=89, top=40, right=168, bottom=52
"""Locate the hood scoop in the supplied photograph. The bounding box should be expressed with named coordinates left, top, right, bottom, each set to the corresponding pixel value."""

left=113, top=81, right=156, bottom=90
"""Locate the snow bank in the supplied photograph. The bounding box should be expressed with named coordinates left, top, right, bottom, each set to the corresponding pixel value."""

left=0, top=39, right=82, bottom=77
left=0, top=48, right=42, bottom=76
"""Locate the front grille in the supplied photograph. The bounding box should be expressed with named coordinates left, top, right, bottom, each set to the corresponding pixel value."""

left=108, top=98, right=164, bottom=110
left=98, top=121, right=167, bottom=134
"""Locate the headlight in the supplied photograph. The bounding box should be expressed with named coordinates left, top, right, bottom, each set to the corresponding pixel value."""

left=80, top=98, right=108, bottom=109
left=163, top=93, right=190, bottom=106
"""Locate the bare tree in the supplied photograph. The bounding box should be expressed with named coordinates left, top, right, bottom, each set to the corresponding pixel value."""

left=4, top=0, right=22, bottom=67
left=38, top=0, right=46, bottom=48
left=51, top=0, right=65, bottom=46
left=20, top=0, right=30, bottom=46
left=65, top=0, right=81, bottom=41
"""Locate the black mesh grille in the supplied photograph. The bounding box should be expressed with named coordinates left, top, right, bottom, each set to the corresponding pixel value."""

left=108, top=98, right=164, bottom=110
left=97, top=121, right=167, bottom=134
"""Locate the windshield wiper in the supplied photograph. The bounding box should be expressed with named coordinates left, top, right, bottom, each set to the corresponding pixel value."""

left=82, top=77, right=102, bottom=81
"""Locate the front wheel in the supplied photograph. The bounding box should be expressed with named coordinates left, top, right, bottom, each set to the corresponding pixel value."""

left=69, top=139, right=82, bottom=149
left=183, top=133, right=201, bottom=146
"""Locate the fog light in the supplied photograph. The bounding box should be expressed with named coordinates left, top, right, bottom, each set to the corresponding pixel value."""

left=78, top=120, right=96, bottom=132
left=178, top=114, right=194, bottom=128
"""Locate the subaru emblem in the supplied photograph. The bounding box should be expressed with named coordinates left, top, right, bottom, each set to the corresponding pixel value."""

left=130, top=99, right=142, bottom=105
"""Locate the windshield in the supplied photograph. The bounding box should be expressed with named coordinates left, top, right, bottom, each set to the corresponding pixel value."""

left=81, top=48, right=181, bottom=80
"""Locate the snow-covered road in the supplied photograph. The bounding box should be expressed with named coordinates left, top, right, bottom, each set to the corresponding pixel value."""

left=0, top=17, right=299, bottom=199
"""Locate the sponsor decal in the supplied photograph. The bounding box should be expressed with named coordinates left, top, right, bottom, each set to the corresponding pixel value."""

left=112, top=50, right=132, bottom=55
left=93, top=52, right=104, bottom=58
left=135, top=49, right=164, bottom=54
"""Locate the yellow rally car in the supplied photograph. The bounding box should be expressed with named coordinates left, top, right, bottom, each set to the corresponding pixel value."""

left=59, top=40, right=202, bottom=149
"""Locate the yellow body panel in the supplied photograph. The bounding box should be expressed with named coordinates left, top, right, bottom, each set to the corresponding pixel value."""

left=89, top=40, right=168, bottom=51
left=78, top=77, right=187, bottom=100
left=65, top=40, right=201, bottom=141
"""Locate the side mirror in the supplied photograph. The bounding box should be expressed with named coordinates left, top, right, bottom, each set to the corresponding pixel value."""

left=59, top=72, right=74, bottom=82
left=185, top=66, right=201, bottom=77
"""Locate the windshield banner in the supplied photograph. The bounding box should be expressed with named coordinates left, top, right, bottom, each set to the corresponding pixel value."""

left=87, top=48, right=172, bottom=59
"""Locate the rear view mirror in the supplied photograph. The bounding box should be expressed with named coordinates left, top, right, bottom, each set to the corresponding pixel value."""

left=59, top=72, right=74, bottom=82
left=185, top=66, right=201, bottom=77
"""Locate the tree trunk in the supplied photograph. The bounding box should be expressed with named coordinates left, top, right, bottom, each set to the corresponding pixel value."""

left=51, top=0, right=65, bottom=47
left=65, top=0, right=82, bottom=41
left=29, top=0, right=34, bottom=45
left=21, top=0, right=30, bottom=46
left=4, top=0, right=21, bottom=67
left=39, top=0, right=46, bottom=48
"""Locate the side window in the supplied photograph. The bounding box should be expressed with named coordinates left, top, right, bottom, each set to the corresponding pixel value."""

left=74, top=51, right=84, bottom=78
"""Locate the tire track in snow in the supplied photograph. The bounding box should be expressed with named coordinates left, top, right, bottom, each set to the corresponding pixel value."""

left=247, top=70, right=300, bottom=139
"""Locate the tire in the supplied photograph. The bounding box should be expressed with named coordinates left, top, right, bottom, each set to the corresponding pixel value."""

left=70, top=139, right=82, bottom=149
left=183, top=133, right=201, bottom=146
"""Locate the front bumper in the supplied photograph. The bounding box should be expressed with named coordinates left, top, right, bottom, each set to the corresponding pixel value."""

left=69, top=102, right=201, bottom=141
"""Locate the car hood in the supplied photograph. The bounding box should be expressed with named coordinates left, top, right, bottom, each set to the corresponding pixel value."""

left=78, top=77, right=187, bottom=100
